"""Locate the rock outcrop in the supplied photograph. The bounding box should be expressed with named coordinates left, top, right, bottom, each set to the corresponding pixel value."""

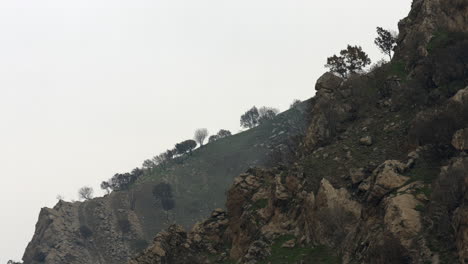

left=130, top=1, right=468, bottom=262
left=22, top=0, right=468, bottom=263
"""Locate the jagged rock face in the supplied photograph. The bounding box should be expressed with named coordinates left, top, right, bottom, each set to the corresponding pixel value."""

left=395, top=0, right=468, bottom=64
left=23, top=188, right=167, bottom=264
left=305, top=72, right=354, bottom=148
left=25, top=0, right=468, bottom=263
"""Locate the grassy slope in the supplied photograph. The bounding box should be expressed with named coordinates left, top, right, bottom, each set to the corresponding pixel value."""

left=130, top=101, right=309, bottom=229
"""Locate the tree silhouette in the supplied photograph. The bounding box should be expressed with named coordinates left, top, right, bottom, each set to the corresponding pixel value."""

left=375, top=27, right=397, bottom=60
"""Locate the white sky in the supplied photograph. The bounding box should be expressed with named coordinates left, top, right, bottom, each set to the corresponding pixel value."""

left=0, top=0, right=410, bottom=262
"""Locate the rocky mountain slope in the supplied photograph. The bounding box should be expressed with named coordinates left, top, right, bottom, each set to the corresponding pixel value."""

left=130, top=0, right=468, bottom=263
left=22, top=105, right=309, bottom=264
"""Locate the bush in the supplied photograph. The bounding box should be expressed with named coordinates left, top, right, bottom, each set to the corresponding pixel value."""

left=367, top=234, right=411, bottom=264
left=408, top=101, right=468, bottom=146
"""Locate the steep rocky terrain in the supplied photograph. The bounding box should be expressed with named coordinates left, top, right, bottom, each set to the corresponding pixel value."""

left=130, top=0, right=468, bottom=263
left=22, top=101, right=309, bottom=263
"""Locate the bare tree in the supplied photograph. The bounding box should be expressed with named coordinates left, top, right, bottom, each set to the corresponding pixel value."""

left=194, top=128, right=209, bottom=146
left=78, top=186, right=94, bottom=201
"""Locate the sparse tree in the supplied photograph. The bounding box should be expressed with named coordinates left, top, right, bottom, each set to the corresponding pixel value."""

left=290, top=99, right=301, bottom=109
left=374, top=27, right=397, bottom=60
left=208, top=135, right=218, bottom=143
left=240, top=106, right=260, bottom=129
left=194, top=128, right=209, bottom=146
left=56, top=194, right=64, bottom=201
left=258, top=107, right=279, bottom=124
left=325, top=45, right=371, bottom=78
left=217, top=129, right=231, bottom=138
left=175, top=139, right=197, bottom=155
left=100, top=181, right=111, bottom=194
left=78, top=186, right=94, bottom=201
left=325, top=54, right=347, bottom=78
left=208, top=129, right=232, bottom=143
left=142, top=159, right=156, bottom=169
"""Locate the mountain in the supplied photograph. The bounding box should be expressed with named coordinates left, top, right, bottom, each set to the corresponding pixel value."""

left=23, top=0, right=468, bottom=263
left=129, top=0, right=468, bottom=263
left=22, top=102, right=309, bottom=263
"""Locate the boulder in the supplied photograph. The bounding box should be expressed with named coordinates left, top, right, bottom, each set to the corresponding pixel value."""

left=367, top=160, right=409, bottom=202
left=315, top=72, right=343, bottom=94
left=383, top=194, right=422, bottom=248
left=452, top=128, right=468, bottom=150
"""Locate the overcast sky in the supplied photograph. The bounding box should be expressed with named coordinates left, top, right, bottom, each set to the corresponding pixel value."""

left=0, top=0, right=410, bottom=262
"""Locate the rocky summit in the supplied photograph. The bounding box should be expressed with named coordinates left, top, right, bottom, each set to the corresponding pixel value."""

left=22, top=0, right=468, bottom=263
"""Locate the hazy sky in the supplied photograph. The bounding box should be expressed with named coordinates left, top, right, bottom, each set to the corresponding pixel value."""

left=0, top=0, right=410, bottom=262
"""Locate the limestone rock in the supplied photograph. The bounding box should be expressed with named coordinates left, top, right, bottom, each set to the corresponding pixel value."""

left=383, top=193, right=422, bottom=248
left=367, top=160, right=409, bottom=202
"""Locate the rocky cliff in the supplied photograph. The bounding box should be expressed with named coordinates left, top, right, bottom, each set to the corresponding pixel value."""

left=130, top=0, right=468, bottom=263
left=22, top=98, right=309, bottom=263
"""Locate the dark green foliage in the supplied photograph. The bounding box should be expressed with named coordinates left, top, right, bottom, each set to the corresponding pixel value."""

left=408, top=102, right=468, bottom=146
left=240, top=106, right=260, bottom=128
left=153, top=183, right=175, bottom=211
left=258, top=107, right=279, bottom=125
left=374, top=27, right=397, bottom=60
left=325, top=45, right=371, bottom=78
left=161, top=198, right=175, bottom=211
left=101, top=167, right=143, bottom=192
left=241, top=106, right=279, bottom=129
left=388, top=60, right=408, bottom=80
left=79, top=225, right=93, bottom=238
left=259, top=235, right=341, bottom=264
left=208, top=129, right=232, bottom=143
left=367, top=235, right=411, bottom=264
left=152, top=183, right=173, bottom=200
left=325, top=55, right=347, bottom=78
left=175, top=139, right=197, bottom=155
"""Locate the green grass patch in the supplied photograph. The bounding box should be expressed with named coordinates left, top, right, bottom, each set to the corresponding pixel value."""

left=259, top=235, right=341, bottom=264
left=405, top=166, right=440, bottom=184
left=415, top=186, right=432, bottom=197
left=414, top=204, right=425, bottom=212
left=388, top=60, right=408, bottom=80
